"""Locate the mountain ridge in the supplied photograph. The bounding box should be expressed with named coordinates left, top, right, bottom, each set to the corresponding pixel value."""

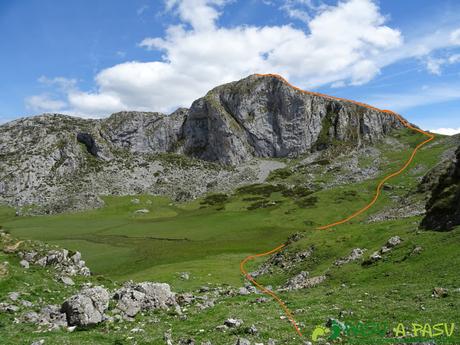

left=0, top=74, right=409, bottom=213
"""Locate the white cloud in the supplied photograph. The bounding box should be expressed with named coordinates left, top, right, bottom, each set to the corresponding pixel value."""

left=38, top=76, right=77, bottom=91
left=29, top=0, right=404, bottom=117
left=281, top=0, right=320, bottom=23
left=423, top=52, right=460, bottom=75
left=26, top=0, right=460, bottom=118
left=430, top=127, right=460, bottom=136
left=165, top=0, right=227, bottom=32
left=450, top=28, right=460, bottom=45
left=425, top=57, right=444, bottom=75
left=448, top=54, right=460, bottom=64
left=364, top=84, right=460, bottom=111
left=25, top=94, right=67, bottom=113
left=67, top=92, right=126, bottom=115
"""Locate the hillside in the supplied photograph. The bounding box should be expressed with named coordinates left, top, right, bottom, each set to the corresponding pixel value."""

left=0, top=74, right=404, bottom=215
left=0, top=76, right=459, bottom=345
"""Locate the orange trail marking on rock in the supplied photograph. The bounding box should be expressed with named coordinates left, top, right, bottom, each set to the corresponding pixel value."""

left=240, top=73, right=435, bottom=337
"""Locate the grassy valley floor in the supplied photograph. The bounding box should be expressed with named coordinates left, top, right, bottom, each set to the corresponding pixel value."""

left=0, top=129, right=459, bottom=344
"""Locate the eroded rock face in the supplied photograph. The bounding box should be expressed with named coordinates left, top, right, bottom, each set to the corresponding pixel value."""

left=101, top=109, right=187, bottom=154
left=0, top=74, right=406, bottom=213
left=61, top=286, right=109, bottom=326
left=113, top=281, right=177, bottom=318
left=421, top=145, right=460, bottom=231
left=183, top=75, right=403, bottom=164
left=76, top=132, right=98, bottom=156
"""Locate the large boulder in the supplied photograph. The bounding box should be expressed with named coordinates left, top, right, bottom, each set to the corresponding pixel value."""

left=113, top=281, right=177, bottom=317
left=61, top=286, right=109, bottom=326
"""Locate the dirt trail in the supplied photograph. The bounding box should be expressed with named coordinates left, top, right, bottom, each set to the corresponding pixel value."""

left=240, top=73, right=435, bottom=338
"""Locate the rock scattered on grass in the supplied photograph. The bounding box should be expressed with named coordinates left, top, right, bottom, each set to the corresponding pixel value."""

left=245, top=324, right=258, bottom=335
left=8, top=291, right=20, bottom=301
left=61, top=286, right=109, bottom=326
left=224, top=318, right=244, bottom=328
left=30, top=340, right=44, bottom=345
left=134, top=209, right=150, bottom=214
left=432, top=287, right=448, bottom=298
left=250, top=247, right=314, bottom=277
left=334, top=248, right=366, bottom=266
left=60, top=276, right=75, bottom=286
left=363, top=236, right=402, bottom=265
left=18, top=248, right=90, bottom=276
left=410, top=246, right=423, bottom=256
left=113, top=281, right=177, bottom=318
left=281, top=271, right=326, bottom=291
left=0, top=303, right=19, bottom=313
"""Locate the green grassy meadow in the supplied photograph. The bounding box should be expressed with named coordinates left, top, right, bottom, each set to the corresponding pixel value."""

left=0, top=129, right=459, bottom=344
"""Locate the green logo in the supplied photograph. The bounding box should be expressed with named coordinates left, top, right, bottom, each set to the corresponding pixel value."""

left=311, top=325, right=330, bottom=341
left=310, top=320, right=457, bottom=344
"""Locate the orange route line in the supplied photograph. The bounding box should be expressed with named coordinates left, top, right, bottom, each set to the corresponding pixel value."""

left=240, top=73, right=435, bottom=337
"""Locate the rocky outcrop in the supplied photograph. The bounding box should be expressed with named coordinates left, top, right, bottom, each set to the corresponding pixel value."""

left=0, top=74, right=406, bottom=213
left=183, top=75, right=404, bottom=164
left=113, top=281, right=177, bottom=318
left=18, top=248, right=91, bottom=276
left=421, top=145, right=460, bottom=231
left=334, top=248, right=366, bottom=266
left=76, top=132, right=98, bottom=156
left=250, top=246, right=314, bottom=278
left=362, top=236, right=402, bottom=265
left=101, top=109, right=187, bottom=154
left=0, top=112, right=259, bottom=214
left=281, top=271, right=326, bottom=291
left=21, top=305, right=68, bottom=331
left=61, top=286, right=110, bottom=326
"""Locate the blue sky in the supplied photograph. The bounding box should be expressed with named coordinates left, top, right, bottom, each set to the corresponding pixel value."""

left=1, top=0, right=460, bottom=133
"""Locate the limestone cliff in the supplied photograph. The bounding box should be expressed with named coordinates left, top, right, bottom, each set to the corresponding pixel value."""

left=0, top=74, right=406, bottom=213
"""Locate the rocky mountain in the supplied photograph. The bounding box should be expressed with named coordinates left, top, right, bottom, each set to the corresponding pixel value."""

left=421, top=144, right=460, bottom=231
left=183, top=74, right=403, bottom=164
left=0, top=74, right=405, bottom=214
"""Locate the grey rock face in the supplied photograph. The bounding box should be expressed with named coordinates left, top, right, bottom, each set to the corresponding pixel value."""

left=61, top=286, right=109, bottom=326
left=113, top=281, right=176, bottom=318
left=183, top=75, right=403, bottom=164
left=0, top=75, right=406, bottom=213
left=101, top=109, right=186, bottom=154
left=421, top=145, right=460, bottom=231
left=76, top=132, right=98, bottom=156
left=0, top=112, right=259, bottom=214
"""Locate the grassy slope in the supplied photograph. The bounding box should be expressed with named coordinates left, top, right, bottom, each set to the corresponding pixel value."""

left=0, top=129, right=459, bottom=344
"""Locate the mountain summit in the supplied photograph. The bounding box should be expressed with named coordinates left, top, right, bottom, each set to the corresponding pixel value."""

left=0, top=74, right=405, bottom=213
left=183, top=74, right=403, bottom=164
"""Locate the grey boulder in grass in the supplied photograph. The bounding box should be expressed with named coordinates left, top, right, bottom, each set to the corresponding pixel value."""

left=61, top=286, right=110, bottom=326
